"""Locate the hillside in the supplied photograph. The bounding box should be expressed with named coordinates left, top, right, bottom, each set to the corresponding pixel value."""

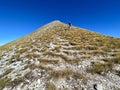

left=0, top=20, right=120, bottom=90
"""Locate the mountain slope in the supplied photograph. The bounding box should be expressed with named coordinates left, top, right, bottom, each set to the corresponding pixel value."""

left=0, top=20, right=120, bottom=90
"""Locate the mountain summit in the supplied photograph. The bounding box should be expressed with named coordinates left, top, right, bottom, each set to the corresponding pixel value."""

left=0, top=20, right=120, bottom=90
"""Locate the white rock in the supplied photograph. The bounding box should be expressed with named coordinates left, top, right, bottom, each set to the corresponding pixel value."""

left=49, top=43, right=55, bottom=49
left=94, top=83, right=103, bottom=90
left=16, top=87, right=21, bottom=90
left=37, top=79, right=41, bottom=84
left=35, top=60, right=40, bottom=66
left=97, top=84, right=103, bottom=90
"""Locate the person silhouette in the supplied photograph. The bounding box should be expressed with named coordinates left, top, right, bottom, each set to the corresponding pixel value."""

left=68, top=22, right=72, bottom=30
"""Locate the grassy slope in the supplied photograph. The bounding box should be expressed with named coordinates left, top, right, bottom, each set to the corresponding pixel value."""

left=1, top=20, right=120, bottom=51
left=0, top=20, right=120, bottom=89
left=1, top=20, right=120, bottom=68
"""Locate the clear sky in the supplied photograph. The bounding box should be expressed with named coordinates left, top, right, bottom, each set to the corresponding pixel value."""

left=0, top=0, right=120, bottom=45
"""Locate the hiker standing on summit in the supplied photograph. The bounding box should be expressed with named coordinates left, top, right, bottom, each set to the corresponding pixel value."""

left=68, top=22, right=72, bottom=30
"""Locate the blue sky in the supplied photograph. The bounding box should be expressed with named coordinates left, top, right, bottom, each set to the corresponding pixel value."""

left=0, top=0, right=120, bottom=45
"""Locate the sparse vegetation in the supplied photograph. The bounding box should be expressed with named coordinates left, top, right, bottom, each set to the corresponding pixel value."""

left=4, top=68, right=13, bottom=76
left=46, top=82, right=57, bottom=90
left=49, top=68, right=85, bottom=80
left=25, top=53, right=33, bottom=59
left=31, top=48, right=39, bottom=52
left=31, top=53, right=40, bottom=58
left=58, top=88, right=69, bottom=90
left=115, top=88, right=120, bottom=90
left=37, top=63, right=47, bottom=69
left=0, top=68, right=13, bottom=78
left=38, top=58, right=59, bottom=64
left=65, top=45, right=83, bottom=50
left=80, top=55, right=91, bottom=59
left=43, top=51, right=78, bottom=63
left=16, top=73, right=22, bottom=77
left=69, top=41, right=78, bottom=45
left=103, top=52, right=120, bottom=64
left=54, top=45, right=61, bottom=52
left=8, top=58, right=16, bottom=63
left=25, top=53, right=40, bottom=59
left=24, top=71, right=33, bottom=80
left=8, top=54, right=22, bottom=63
left=8, top=77, right=24, bottom=87
left=24, top=63, right=36, bottom=69
left=43, top=51, right=60, bottom=57
left=49, top=68, right=72, bottom=79
left=59, top=54, right=71, bottom=62
left=0, top=77, right=11, bottom=90
left=72, top=71, right=86, bottom=80
left=16, top=48, right=28, bottom=54
left=112, top=56, right=120, bottom=64
left=87, top=62, right=113, bottom=75
left=101, top=46, right=111, bottom=52
left=0, top=21, right=120, bottom=90
left=84, top=45, right=98, bottom=50
left=90, top=50, right=106, bottom=55
left=115, top=70, right=120, bottom=77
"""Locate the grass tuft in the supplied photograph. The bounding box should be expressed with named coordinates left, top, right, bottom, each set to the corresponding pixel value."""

left=49, top=68, right=86, bottom=81
left=0, top=77, right=11, bottom=90
left=0, top=68, right=13, bottom=78
left=46, top=82, right=57, bottom=90
left=38, top=58, right=59, bottom=64
left=8, top=77, right=24, bottom=87
left=87, top=62, right=113, bottom=75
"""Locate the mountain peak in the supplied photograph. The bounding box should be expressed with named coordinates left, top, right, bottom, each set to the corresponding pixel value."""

left=46, top=20, right=65, bottom=26
left=0, top=20, right=120, bottom=90
left=50, top=20, right=62, bottom=23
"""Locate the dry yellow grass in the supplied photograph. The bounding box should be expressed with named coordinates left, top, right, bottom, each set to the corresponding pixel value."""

left=0, top=77, right=11, bottom=90
left=38, top=58, right=59, bottom=64
left=49, top=68, right=86, bottom=81
left=0, top=21, right=120, bottom=57
left=0, top=68, right=13, bottom=79
left=87, top=61, right=113, bottom=75
left=8, top=77, right=24, bottom=87
left=1, top=21, right=120, bottom=90
left=46, top=82, right=57, bottom=90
